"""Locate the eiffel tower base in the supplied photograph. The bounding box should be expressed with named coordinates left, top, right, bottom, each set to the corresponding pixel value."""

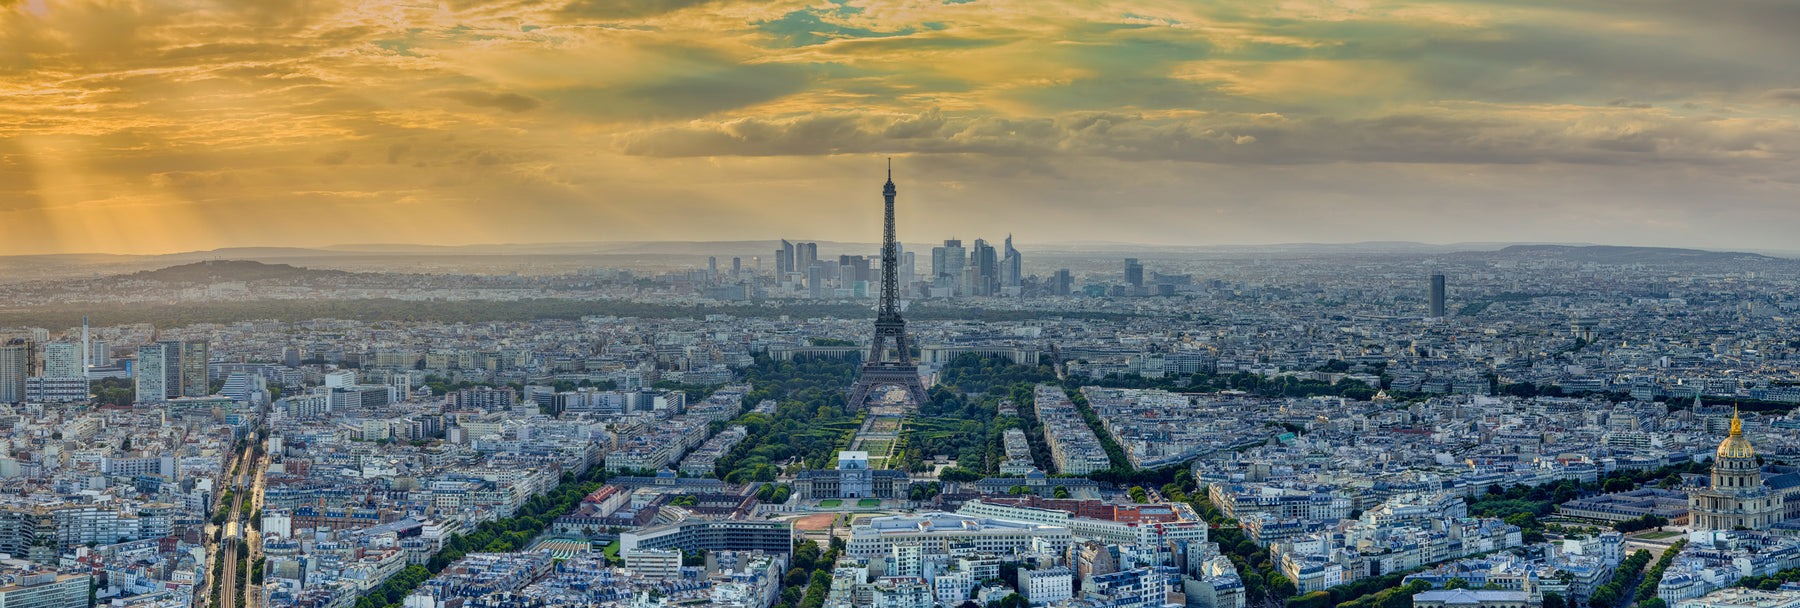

left=847, top=364, right=930, bottom=409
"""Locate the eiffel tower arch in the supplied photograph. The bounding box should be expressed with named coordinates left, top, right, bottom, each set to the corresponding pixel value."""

left=848, top=160, right=931, bottom=410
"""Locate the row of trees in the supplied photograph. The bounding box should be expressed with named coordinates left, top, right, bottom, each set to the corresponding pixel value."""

left=1589, top=549, right=1655, bottom=608
left=234, top=545, right=249, bottom=608
left=711, top=355, right=866, bottom=482
left=1273, top=462, right=1708, bottom=608
left=652, top=380, right=725, bottom=403
left=1189, top=494, right=1290, bottom=603
left=347, top=467, right=613, bottom=608
left=1614, top=514, right=1671, bottom=533
left=1327, top=580, right=1434, bottom=608
left=1466, top=461, right=1708, bottom=545
left=777, top=538, right=846, bottom=608
left=754, top=482, right=793, bottom=504
left=721, top=353, right=1055, bottom=482
left=1632, top=540, right=1688, bottom=608
left=1064, top=387, right=1133, bottom=470
left=897, top=356, right=1059, bottom=474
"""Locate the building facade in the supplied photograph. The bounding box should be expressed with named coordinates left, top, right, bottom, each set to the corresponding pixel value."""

left=0, top=341, right=32, bottom=403
left=793, top=452, right=911, bottom=500
left=1414, top=575, right=1541, bottom=608
left=135, top=344, right=169, bottom=403
left=1689, top=411, right=1784, bottom=531
left=619, top=519, right=793, bottom=555
left=0, top=567, right=91, bottom=608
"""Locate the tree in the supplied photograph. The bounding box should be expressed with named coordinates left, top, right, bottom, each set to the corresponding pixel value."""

left=1053, top=485, right=1070, bottom=499
left=1266, top=575, right=1296, bottom=601
left=1242, top=573, right=1265, bottom=604
left=939, top=467, right=983, bottom=483
left=1542, top=592, right=1565, bottom=608
left=1589, top=586, right=1617, bottom=608
left=1444, top=578, right=1470, bottom=590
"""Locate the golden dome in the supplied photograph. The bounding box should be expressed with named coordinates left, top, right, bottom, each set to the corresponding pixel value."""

left=1718, top=408, right=1755, bottom=459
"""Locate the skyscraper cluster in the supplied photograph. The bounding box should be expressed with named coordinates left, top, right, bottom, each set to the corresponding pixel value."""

left=767, top=239, right=917, bottom=299
left=757, top=232, right=1043, bottom=299
left=1124, top=258, right=1145, bottom=295
left=774, top=240, right=819, bottom=278
left=927, top=235, right=1022, bottom=297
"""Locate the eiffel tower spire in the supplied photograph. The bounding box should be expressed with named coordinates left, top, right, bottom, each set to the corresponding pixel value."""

left=879, top=158, right=900, bottom=320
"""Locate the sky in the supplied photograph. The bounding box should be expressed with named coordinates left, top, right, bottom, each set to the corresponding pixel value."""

left=2, top=0, right=1799, bottom=256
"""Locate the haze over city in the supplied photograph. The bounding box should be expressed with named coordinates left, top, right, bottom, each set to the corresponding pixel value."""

left=5, top=0, right=1800, bottom=255
left=10, top=7, right=1800, bottom=608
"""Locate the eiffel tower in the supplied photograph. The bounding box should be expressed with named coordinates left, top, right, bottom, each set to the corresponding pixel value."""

left=847, top=160, right=930, bottom=410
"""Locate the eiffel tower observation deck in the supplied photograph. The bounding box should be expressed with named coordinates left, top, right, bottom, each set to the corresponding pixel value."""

left=847, top=160, right=930, bottom=410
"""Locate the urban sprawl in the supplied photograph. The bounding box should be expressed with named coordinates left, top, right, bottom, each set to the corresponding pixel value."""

left=5, top=184, right=1800, bottom=608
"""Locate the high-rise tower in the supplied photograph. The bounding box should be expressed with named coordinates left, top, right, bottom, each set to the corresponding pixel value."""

left=180, top=340, right=209, bottom=397
left=1001, top=234, right=1022, bottom=289
left=0, top=340, right=30, bottom=403
left=847, top=160, right=930, bottom=410
left=1429, top=274, right=1447, bottom=318
left=136, top=343, right=170, bottom=403
left=43, top=342, right=83, bottom=379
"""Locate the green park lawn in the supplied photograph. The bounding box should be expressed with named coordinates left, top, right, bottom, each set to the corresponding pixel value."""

left=818, top=499, right=843, bottom=507
left=858, top=499, right=881, bottom=507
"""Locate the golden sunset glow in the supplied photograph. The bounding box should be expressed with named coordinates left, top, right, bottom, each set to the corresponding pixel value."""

left=3, top=0, right=1800, bottom=254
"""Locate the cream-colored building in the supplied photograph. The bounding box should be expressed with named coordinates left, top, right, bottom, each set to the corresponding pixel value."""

left=1688, top=411, right=1784, bottom=531
left=1675, top=588, right=1800, bottom=608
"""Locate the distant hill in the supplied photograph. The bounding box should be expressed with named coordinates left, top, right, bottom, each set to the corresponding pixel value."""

left=1473, top=245, right=1782, bottom=265
left=124, top=260, right=351, bottom=283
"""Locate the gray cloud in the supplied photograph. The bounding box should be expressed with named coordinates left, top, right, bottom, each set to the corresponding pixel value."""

left=556, top=0, right=728, bottom=20
left=617, top=110, right=1800, bottom=168
left=547, top=60, right=811, bottom=120
left=1769, top=89, right=1800, bottom=105
left=442, top=90, right=542, bottom=112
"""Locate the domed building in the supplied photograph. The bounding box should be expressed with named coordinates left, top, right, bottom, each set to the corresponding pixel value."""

left=1689, top=410, right=1785, bottom=530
